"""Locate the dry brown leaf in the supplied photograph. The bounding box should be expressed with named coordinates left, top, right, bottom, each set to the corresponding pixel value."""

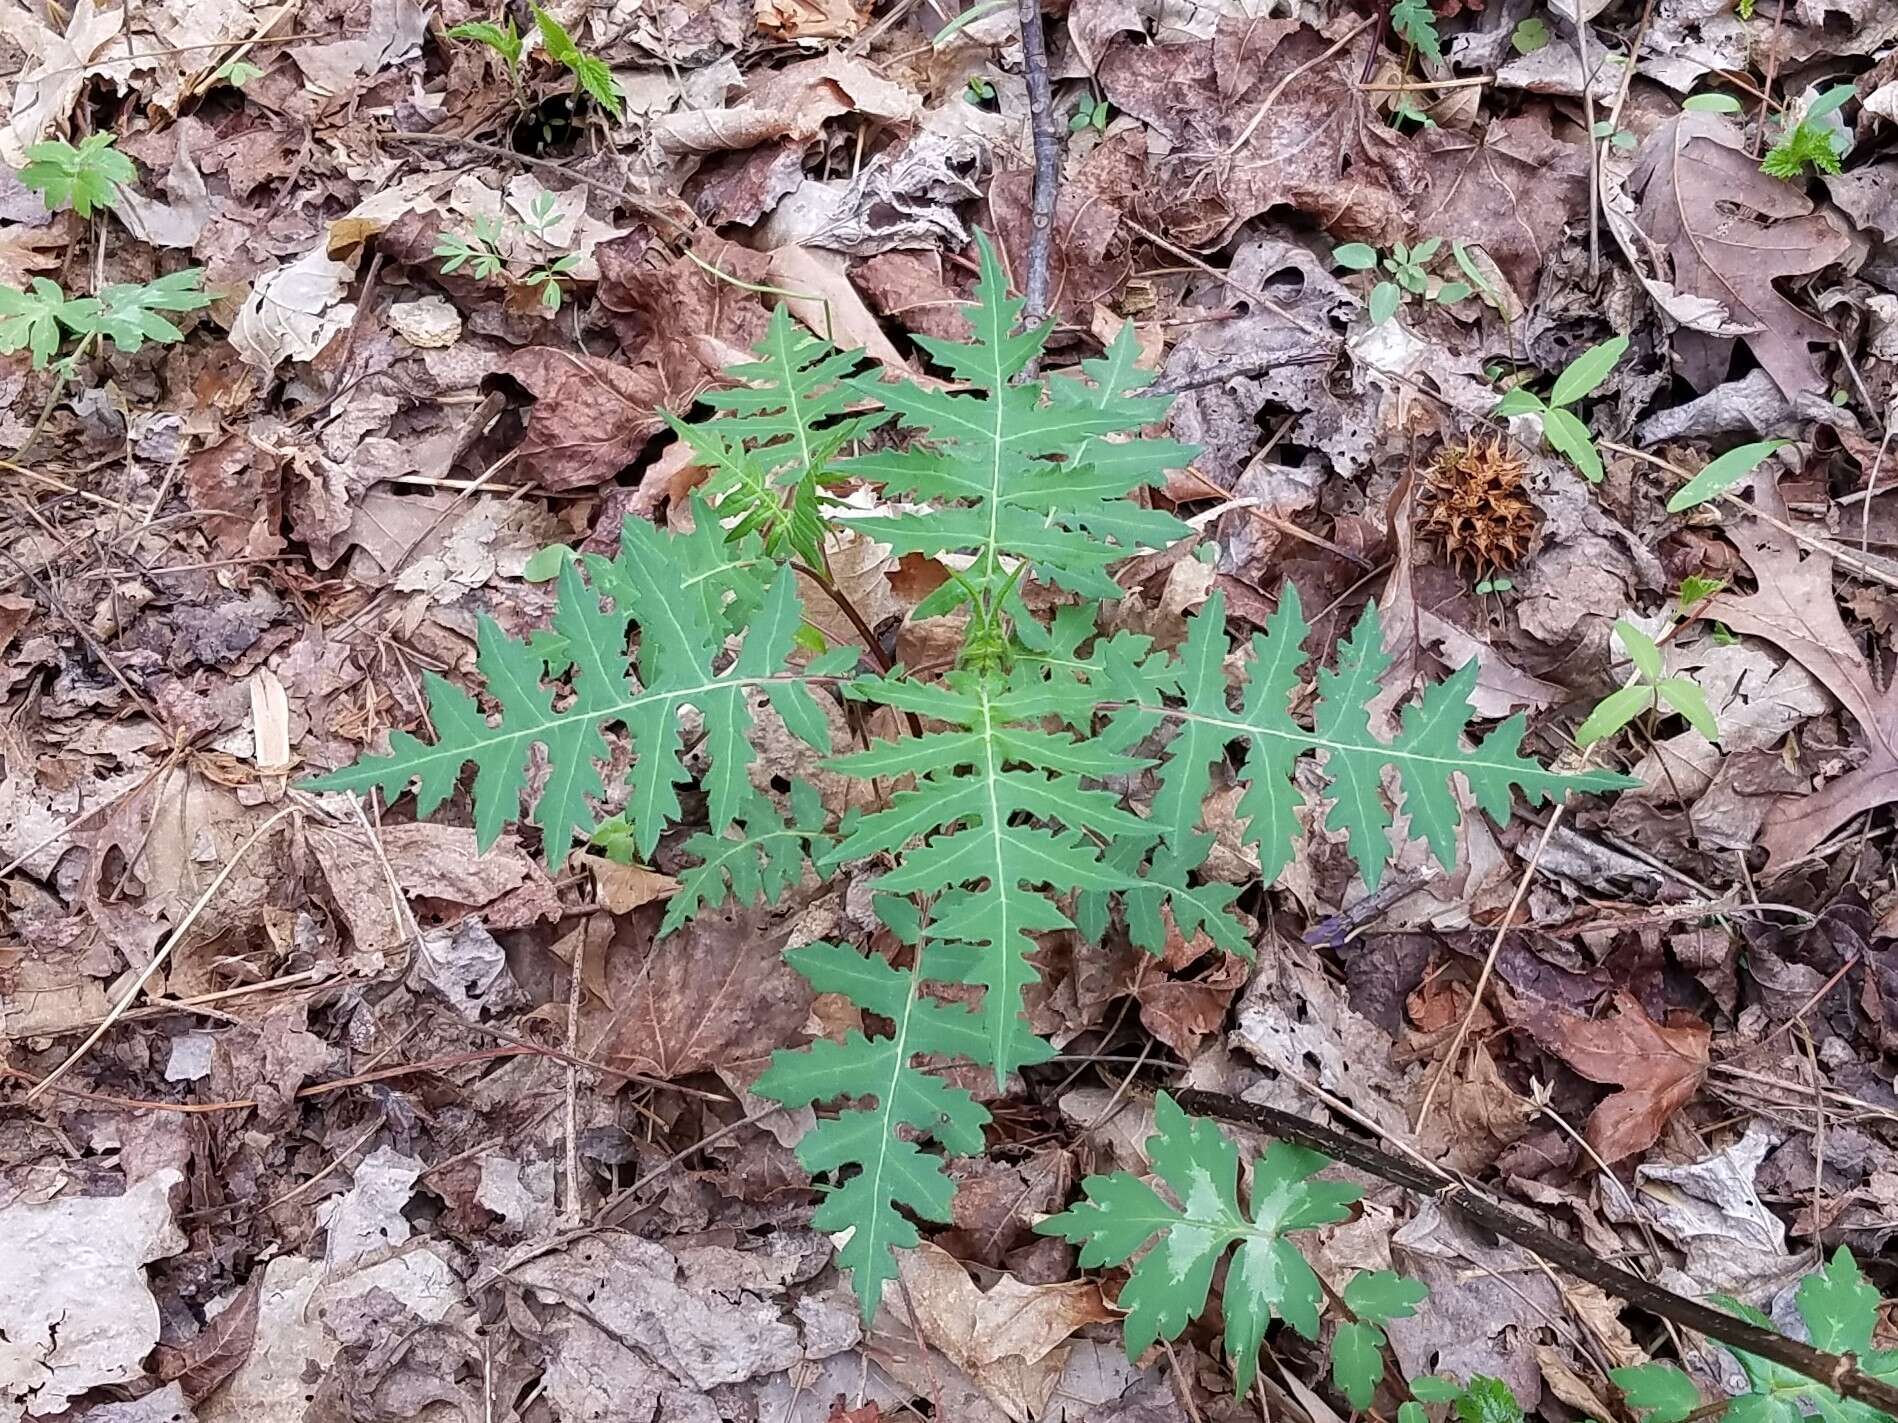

left=1706, top=477, right=1898, bottom=868
left=505, top=348, right=678, bottom=491
left=887, top=1243, right=1114, bottom=1421
left=1099, top=19, right=1419, bottom=246
left=755, top=0, right=867, bottom=39
left=585, top=856, right=681, bottom=915
left=765, top=245, right=917, bottom=374
left=1413, top=112, right=1587, bottom=296
left=0, top=218, right=69, bottom=287
left=603, top=903, right=814, bottom=1080
left=1630, top=113, right=1852, bottom=398
left=1512, top=990, right=1709, bottom=1164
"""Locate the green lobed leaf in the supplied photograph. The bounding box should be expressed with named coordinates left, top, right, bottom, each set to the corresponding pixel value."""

left=300, top=542, right=827, bottom=869
left=1153, top=585, right=1636, bottom=891
left=660, top=782, right=829, bottom=935
left=1343, top=1270, right=1428, bottom=1324
left=1612, top=1362, right=1701, bottom=1423
left=753, top=939, right=1000, bottom=1319
left=0, top=277, right=73, bottom=369
left=1332, top=1321, right=1386, bottom=1408
left=1036, top=1092, right=1362, bottom=1397
left=1390, top=0, right=1443, bottom=60
left=840, top=232, right=1192, bottom=614
left=1798, top=1247, right=1879, bottom=1357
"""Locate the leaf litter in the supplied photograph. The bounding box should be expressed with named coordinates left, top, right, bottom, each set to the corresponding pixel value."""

left=4, top=0, right=1898, bottom=1419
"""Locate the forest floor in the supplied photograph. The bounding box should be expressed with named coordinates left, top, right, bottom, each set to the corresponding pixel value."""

left=2, top=0, right=1898, bottom=1419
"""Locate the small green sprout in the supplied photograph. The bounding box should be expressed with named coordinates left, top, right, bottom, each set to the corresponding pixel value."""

left=1577, top=618, right=1719, bottom=747
left=20, top=133, right=136, bottom=218
left=1491, top=335, right=1627, bottom=483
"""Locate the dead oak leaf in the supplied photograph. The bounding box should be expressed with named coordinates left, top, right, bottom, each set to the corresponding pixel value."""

left=1630, top=113, right=1851, bottom=398
left=1706, top=477, right=1898, bottom=868
left=1512, top=989, right=1708, bottom=1163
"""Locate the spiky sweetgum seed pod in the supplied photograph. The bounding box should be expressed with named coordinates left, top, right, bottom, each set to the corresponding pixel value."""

left=1415, top=437, right=1539, bottom=575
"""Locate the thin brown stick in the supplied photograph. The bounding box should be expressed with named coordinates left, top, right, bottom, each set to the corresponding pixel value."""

left=1167, top=1086, right=1898, bottom=1419
left=1013, top=0, right=1060, bottom=325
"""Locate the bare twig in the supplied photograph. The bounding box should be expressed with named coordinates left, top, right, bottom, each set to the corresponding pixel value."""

left=1572, top=0, right=1600, bottom=283
left=1166, top=1086, right=1898, bottom=1419
left=1013, top=0, right=1060, bottom=325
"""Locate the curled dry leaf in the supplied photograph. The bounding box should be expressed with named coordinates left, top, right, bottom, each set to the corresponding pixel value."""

left=1706, top=478, right=1898, bottom=868
left=1629, top=113, right=1852, bottom=398
left=1508, top=989, right=1709, bottom=1164
left=881, top=1242, right=1115, bottom=1422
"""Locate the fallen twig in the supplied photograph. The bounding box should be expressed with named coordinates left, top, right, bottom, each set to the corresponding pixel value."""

left=1013, top=0, right=1060, bottom=325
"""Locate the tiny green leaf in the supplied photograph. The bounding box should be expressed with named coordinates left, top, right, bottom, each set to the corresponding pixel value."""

left=1511, top=16, right=1548, bottom=51
left=1411, top=1377, right=1465, bottom=1403
left=1576, top=682, right=1655, bottom=746
left=1334, top=242, right=1379, bottom=271
left=1657, top=677, right=1719, bottom=741
left=1342, top=1270, right=1428, bottom=1324
left=1549, top=335, right=1629, bottom=407
left=1683, top=92, right=1743, bottom=112
left=1612, top=1362, right=1701, bottom=1423
left=1332, top=1321, right=1385, bottom=1409
left=1539, top=405, right=1604, bottom=482
left=1613, top=618, right=1664, bottom=683
left=1436, top=281, right=1473, bottom=305
left=1492, top=386, right=1546, bottom=417
left=522, top=544, right=574, bottom=582
left=1456, top=1377, right=1525, bottom=1423
left=1369, top=280, right=1402, bottom=325
left=1665, top=439, right=1786, bottom=512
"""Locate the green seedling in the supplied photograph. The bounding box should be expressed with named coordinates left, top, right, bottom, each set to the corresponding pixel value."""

left=20, top=133, right=136, bottom=218
left=1492, top=334, right=1626, bottom=482
left=1577, top=617, right=1719, bottom=747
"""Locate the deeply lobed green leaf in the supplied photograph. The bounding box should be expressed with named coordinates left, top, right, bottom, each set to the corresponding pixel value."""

left=1036, top=1091, right=1366, bottom=1395
left=301, top=524, right=831, bottom=869
left=1152, top=584, right=1637, bottom=891
left=839, top=231, right=1192, bottom=618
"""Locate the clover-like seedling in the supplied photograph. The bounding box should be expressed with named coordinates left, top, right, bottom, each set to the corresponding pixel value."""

left=1577, top=617, right=1718, bottom=748
left=20, top=133, right=136, bottom=218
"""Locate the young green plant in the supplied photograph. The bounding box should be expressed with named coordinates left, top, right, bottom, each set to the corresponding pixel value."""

left=1576, top=616, right=1718, bottom=748
left=1761, top=84, right=1853, bottom=180
left=303, top=231, right=1635, bottom=1325
left=1334, top=238, right=1474, bottom=325
left=1492, top=334, right=1626, bottom=482
left=20, top=133, right=136, bottom=218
